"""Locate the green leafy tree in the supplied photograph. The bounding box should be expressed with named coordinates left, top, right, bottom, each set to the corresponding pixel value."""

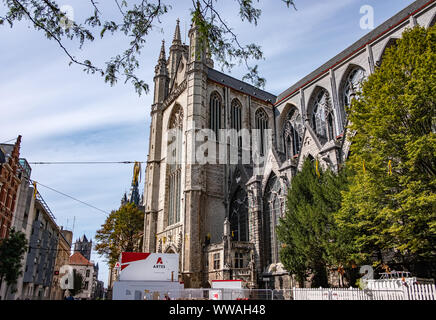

left=0, top=228, right=28, bottom=296
left=277, top=158, right=347, bottom=287
left=336, top=25, right=436, bottom=275
left=95, top=203, right=144, bottom=268
left=0, top=0, right=297, bottom=94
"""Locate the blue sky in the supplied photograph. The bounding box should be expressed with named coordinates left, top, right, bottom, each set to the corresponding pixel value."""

left=0, top=0, right=415, bottom=287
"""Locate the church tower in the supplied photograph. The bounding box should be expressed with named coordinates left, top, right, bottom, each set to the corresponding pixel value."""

left=180, top=18, right=211, bottom=288
left=143, top=40, right=169, bottom=253
left=74, top=234, right=92, bottom=261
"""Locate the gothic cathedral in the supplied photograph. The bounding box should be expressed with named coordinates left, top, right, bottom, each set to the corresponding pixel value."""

left=142, top=1, right=436, bottom=289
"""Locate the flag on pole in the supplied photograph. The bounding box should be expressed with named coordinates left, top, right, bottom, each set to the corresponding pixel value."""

left=33, top=181, right=37, bottom=199
left=315, top=159, right=320, bottom=178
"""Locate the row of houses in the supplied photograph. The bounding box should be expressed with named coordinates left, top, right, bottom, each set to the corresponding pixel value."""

left=0, top=136, right=104, bottom=300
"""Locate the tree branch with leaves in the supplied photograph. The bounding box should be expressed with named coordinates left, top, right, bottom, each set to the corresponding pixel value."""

left=0, top=0, right=297, bottom=94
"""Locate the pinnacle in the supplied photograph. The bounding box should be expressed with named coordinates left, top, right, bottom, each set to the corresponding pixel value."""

left=158, top=40, right=166, bottom=61
left=173, top=19, right=181, bottom=44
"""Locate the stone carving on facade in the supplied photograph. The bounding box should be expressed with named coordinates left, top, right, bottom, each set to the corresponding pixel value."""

left=163, top=80, right=187, bottom=109
left=177, top=231, right=183, bottom=252
left=157, top=239, right=162, bottom=253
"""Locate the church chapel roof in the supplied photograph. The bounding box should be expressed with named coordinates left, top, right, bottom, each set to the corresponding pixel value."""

left=69, top=252, right=93, bottom=266
left=207, top=68, right=277, bottom=104
left=275, top=0, right=434, bottom=104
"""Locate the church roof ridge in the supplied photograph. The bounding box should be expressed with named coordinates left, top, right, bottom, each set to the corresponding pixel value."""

left=207, top=68, right=276, bottom=104
left=275, top=0, right=434, bottom=104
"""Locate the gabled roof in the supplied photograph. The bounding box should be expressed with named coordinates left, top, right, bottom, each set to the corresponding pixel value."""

left=207, top=68, right=277, bottom=104
left=69, top=252, right=93, bottom=266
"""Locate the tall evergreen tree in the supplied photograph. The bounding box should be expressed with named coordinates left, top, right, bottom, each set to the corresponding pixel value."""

left=277, top=158, right=347, bottom=287
left=336, top=25, right=436, bottom=276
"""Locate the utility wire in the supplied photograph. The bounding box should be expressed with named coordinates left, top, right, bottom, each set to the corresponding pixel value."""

left=30, top=179, right=110, bottom=216
left=0, top=138, right=18, bottom=144
left=28, top=161, right=146, bottom=165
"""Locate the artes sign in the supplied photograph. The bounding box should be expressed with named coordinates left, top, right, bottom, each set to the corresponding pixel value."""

left=119, top=252, right=179, bottom=281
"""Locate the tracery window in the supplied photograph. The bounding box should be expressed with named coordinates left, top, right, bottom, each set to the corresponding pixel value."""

left=210, top=92, right=223, bottom=139
left=342, top=68, right=366, bottom=108
left=263, top=174, right=282, bottom=267
left=229, top=187, right=249, bottom=242
left=168, top=105, right=183, bottom=226
left=255, top=108, right=269, bottom=156
left=231, top=99, right=242, bottom=150
left=283, top=108, right=303, bottom=158
left=310, top=89, right=334, bottom=142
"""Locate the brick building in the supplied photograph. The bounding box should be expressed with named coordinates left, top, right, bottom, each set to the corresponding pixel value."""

left=0, top=136, right=22, bottom=239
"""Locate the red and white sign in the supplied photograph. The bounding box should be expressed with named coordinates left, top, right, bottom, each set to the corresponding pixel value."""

left=119, top=252, right=179, bottom=281
left=209, top=290, right=222, bottom=300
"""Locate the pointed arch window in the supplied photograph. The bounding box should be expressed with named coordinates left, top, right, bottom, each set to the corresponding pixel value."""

left=231, top=99, right=243, bottom=150
left=263, top=174, right=282, bottom=267
left=168, top=105, right=183, bottom=226
left=283, top=108, right=303, bottom=158
left=229, top=188, right=248, bottom=242
left=310, top=89, right=335, bottom=142
left=210, top=92, right=223, bottom=140
left=342, top=68, right=366, bottom=108
left=255, top=108, right=269, bottom=156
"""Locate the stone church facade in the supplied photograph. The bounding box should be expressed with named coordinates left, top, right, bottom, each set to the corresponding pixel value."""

left=142, top=0, right=436, bottom=289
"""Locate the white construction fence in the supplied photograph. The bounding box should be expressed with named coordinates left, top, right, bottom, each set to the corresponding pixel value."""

left=290, top=284, right=436, bottom=300
left=118, top=284, right=435, bottom=300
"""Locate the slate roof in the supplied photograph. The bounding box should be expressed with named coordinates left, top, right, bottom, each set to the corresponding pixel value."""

left=276, top=0, right=435, bottom=104
left=69, top=252, right=93, bottom=266
left=207, top=68, right=277, bottom=104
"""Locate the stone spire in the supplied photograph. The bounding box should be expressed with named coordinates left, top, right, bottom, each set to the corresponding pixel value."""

left=159, top=40, right=166, bottom=61
left=173, top=19, right=182, bottom=45
left=155, top=40, right=168, bottom=77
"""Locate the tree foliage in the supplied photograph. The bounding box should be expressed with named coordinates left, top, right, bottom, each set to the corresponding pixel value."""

left=0, top=228, right=28, bottom=293
left=0, top=0, right=296, bottom=94
left=336, top=25, right=436, bottom=270
left=277, top=158, right=348, bottom=287
left=94, top=203, right=144, bottom=267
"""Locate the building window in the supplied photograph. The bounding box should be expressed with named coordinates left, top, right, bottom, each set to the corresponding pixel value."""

left=210, top=92, right=223, bottom=139
left=263, top=174, right=282, bottom=266
left=86, top=269, right=90, bottom=278
left=255, top=108, right=269, bottom=156
left=234, top=252, right=244, bottom=269
left=231, top=98, right=243, bottom=150
left=213, top=253, right=220, bottom=270
left=84, top=281, right=89, bottom=290
left=310, top=89, right=335, bottom=143
left=283, top=108, right=303, bottom=158
left=341, top=67, right=366, bottom=128
left=168, top=105, right=183, bottom=226
left=229, top=188, right=249, bottom=242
